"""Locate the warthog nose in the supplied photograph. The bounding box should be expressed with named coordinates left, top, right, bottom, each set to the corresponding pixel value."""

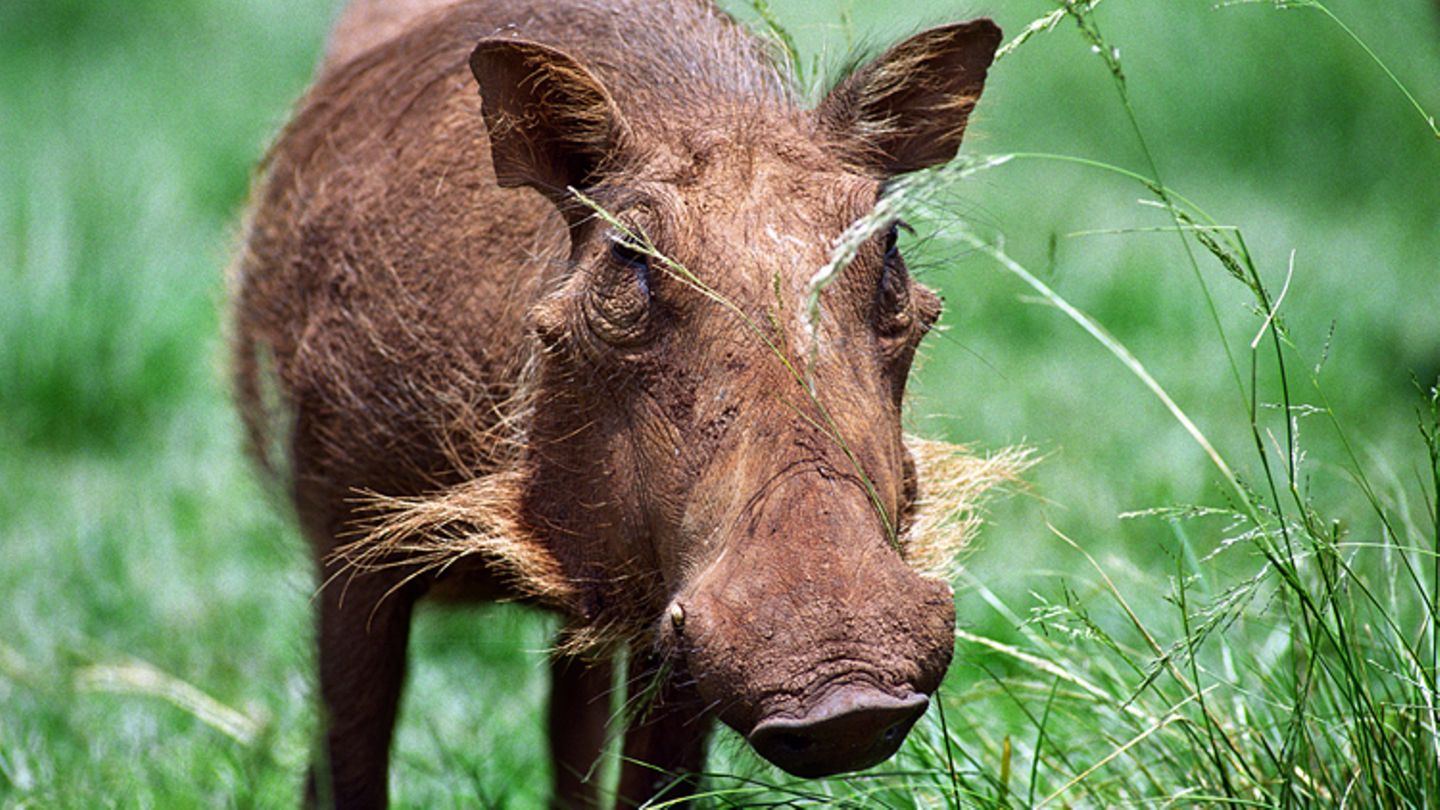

left=748, top=688, right=930, bottom=778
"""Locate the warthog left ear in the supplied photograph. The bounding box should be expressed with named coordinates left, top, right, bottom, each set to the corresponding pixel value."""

left=818, top=20, right=1001, bottom=176
left=470, top=38, right=630, bottom=213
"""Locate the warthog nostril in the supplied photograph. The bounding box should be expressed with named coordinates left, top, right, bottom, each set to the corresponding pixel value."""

left=747, top=688, right=929, bottom=778
left=775, top=732, right=814, bottom=754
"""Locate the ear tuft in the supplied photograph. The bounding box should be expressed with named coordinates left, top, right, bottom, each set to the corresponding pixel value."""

left=818, top=19, right=1001, bottom=177
left=469, top=38, right=627, bottom=205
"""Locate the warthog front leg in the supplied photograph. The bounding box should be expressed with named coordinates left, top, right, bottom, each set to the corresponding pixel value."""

left=549, top=651, right=614, bottom=809
left=617, top=654, right=711, bottom=808
left=307, top=563, right=417, bottom=809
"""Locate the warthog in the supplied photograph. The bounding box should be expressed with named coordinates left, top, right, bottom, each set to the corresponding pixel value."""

left=231, top=0, right=1011, bottom=805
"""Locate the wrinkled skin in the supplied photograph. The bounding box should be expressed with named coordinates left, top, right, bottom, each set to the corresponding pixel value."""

left=231, top=0, right=999, bottom=806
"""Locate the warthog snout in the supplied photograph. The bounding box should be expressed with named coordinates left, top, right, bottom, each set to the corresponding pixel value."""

left=749, top=687, right=930, bottom=777
left=669, top=465, right=957, bottom=774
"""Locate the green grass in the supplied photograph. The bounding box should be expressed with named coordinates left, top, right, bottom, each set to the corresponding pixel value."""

left=3, top=0, right=1438, bottom=806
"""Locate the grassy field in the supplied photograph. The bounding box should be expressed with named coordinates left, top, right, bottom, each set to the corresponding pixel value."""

left=2, top=0, right=1438, bottom=806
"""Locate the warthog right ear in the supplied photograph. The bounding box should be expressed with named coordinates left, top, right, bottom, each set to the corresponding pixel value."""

left=469, top=38, right=628, bottom=210
left=818, top=20, right=1002, bottom=176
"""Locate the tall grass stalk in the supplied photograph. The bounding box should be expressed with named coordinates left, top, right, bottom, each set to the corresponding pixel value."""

left=898, top=209, right=1440, bottom=805
left=1224, top=0, right=1440, bottom=139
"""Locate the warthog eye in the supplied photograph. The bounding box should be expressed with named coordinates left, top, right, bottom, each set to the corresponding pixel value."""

left=609, top=236, right=652, bottom=299
left=884, top=223, right=901, bottom=263
left=876, top=223, right=913, bottom=336
left=585, top=233, right=655, bottom=346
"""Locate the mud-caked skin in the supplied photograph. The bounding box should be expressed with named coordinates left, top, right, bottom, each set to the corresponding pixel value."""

left=231, top=1, right=1000, bottom=806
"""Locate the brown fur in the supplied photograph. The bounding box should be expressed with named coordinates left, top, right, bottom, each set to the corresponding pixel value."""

left=231, top=1, right=1006, bottom=806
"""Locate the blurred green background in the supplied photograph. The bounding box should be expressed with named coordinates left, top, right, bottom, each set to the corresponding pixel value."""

left=1, top=0, right=1436, bottom=805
